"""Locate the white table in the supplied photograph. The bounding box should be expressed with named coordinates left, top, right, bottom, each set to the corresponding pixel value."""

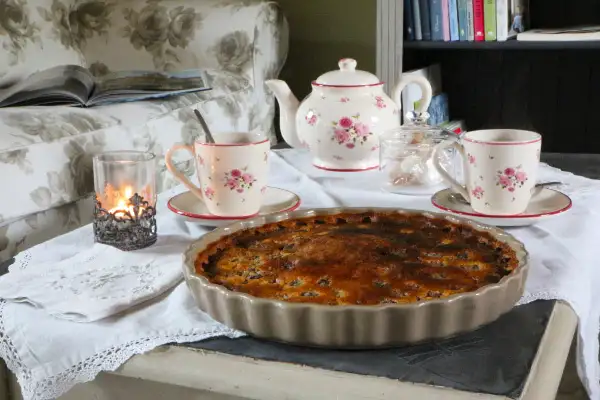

left=2, top=150, right=593, bottom=400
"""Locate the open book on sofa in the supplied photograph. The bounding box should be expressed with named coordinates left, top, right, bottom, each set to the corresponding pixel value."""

left=0, top=65, right=211, bottom=108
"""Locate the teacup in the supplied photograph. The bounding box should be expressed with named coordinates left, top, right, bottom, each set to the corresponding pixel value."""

left=433, top=129, right=542, bottom=215
left=165, top=133, right=270, bottom=217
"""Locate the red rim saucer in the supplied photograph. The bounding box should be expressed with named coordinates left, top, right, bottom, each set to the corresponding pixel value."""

left=431, top=188, right=572, bottom=226
left=167, top=187, right=301, bottom=225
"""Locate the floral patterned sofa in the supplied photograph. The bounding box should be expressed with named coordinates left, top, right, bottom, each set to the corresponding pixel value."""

left=0, top=0, right=288, bottom=262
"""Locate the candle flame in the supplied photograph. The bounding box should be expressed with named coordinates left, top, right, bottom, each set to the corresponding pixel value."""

left=110, top=186, right=134, bottom=214
left=100, top=184, right=149, bottom=218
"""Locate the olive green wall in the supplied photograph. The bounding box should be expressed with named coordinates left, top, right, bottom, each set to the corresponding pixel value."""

left=277, top=0, right=377, bottom=99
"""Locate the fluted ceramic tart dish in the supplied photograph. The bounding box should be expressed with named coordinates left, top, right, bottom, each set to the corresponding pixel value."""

left=182, top=208, right=529, bottom=348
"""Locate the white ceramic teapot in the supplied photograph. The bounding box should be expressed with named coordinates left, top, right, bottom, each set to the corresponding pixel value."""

left=266, top=58, right=433, bottom=171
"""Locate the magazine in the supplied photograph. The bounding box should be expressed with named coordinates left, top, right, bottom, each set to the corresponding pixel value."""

left=517, top=26, right=600, bottom=42
left=0, top=65, right=212, bottom=108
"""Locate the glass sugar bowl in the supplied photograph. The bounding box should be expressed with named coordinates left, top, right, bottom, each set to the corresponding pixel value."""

left=379, top=111, right=458, bottom=196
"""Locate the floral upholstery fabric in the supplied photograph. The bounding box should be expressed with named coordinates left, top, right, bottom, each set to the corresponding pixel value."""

left=0, top=197, right=93, bottom=263
left=0, top=0, right=86, bottom=85
left=0, top=0, right=289, bottom=261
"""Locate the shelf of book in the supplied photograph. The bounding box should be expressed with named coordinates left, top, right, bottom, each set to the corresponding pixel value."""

left=404, top=39, right=600, bottom=50
left=401, top=0, right=600, bottom=154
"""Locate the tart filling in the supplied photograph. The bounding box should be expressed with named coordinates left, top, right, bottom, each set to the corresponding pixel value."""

left=194, top=212, right=519, bottom=306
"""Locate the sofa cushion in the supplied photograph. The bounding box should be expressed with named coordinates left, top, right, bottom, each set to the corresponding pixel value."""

left=0, top=69, right=261, bottom=223
left=0, top=195, right=92, bottom=263
left=0, top=0, right=85, bottom=86
left=77, top=0, right=274, bottom=75
left=74, top=0, right=283, bottom=147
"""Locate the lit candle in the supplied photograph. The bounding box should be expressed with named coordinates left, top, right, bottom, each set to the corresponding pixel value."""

left=93, top=151, right=157, bottom=251
left=108, top=185, right=147, bottom=218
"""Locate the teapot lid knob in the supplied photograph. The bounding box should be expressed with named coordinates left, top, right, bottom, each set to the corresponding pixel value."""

left=339, top=58, right=357, bottom=71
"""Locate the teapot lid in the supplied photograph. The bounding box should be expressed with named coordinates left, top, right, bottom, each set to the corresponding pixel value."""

left=313, top=58, right=383, bottom=87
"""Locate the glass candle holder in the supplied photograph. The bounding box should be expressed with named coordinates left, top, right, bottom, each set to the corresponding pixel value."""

left=93, top=151, right=157, bottom=251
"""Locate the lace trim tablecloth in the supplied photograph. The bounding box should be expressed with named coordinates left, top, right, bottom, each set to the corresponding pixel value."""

left=1, top=149, right=600, bottom=400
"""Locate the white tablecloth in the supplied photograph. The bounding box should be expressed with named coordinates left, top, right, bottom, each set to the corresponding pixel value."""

left=2, top=149, right=600, bottom=400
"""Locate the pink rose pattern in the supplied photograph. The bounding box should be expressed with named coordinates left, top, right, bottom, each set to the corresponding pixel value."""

left=331, top=114, right=372, bottom=149
left=375, top=96, right=386, bottom=109
left=467, top=153, right=476, bottom=165
left=204, top=186, right=215, bottom=200
left=471, top=186, right=484, bottom=200
left=224, top=168, right=256, bottom=193
left=340, top=97, right=350, bottom=103
left=496, top=165, right=528, bottom=193
left=306, top=113, right=317, bottom=126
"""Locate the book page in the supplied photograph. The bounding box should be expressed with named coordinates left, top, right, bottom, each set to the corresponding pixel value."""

left=0, top=65, right=94, bottom=107
left=91, top=69, right=208, bottom=98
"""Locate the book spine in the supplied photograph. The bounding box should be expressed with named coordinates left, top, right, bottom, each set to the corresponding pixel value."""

left=466, top=0, right=475, bottom=40
left=441, top=0, right=450, bottom=40
left=449, top=0, right=460, bottom=41
left=430, top=0, right=444, bottom=41
left=412, top=0, right=423, bottom=40
left=419, top=0, right=432, bottom=40
left=496, top=0, right=509, bottom=40
left=484, top=0, right=497, bottom=41
left=404, top=0, right=415, bottom=40
left=473, top=0, right=485, bottom=41
left=457, top=0, right=469, bottom=41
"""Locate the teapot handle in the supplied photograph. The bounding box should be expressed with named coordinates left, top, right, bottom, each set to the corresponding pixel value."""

left=391, top=74, right=433, bottom=117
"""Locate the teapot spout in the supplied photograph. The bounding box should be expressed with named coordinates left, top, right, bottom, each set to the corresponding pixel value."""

left=265, top=79, right=303, bottom=148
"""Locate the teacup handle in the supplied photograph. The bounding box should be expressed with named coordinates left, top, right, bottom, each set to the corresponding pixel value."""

left=432, top=140, right=470, bottom=201
left=165, top=143, right=204, bottom=201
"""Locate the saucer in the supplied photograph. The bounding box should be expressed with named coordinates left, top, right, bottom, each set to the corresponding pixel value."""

left=167, top=187, right=301, bottom=227
left=431, top=188, right=572, bottom=227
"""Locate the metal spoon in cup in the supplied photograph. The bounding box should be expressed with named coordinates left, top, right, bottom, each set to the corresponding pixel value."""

left=194, top=109, right=216, bottom=144
left=450, top=181, right=563, bottom=205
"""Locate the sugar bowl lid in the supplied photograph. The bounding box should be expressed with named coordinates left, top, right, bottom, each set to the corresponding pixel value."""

left=403, top=111, right=456, bottom=140
left=382, top=111, right=456, bottom=143
left=313, top=58, right=383, bottom=87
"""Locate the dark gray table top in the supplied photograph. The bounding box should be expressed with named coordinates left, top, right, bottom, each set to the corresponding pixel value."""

left=187, top=301, right=554, bottom=399
left=541, top=152, right=600, bottom=179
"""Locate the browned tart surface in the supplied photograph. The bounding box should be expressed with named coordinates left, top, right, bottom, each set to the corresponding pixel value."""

left=194, top=212, right=519, bottom=306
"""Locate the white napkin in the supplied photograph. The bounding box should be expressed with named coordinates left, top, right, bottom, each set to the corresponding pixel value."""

left=0, top=243, right=183, bottom=322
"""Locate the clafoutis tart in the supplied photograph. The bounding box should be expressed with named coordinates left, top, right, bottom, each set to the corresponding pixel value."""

left=183, top=208, right=528, bottom=348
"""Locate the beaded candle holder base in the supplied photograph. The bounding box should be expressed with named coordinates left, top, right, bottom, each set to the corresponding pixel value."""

left=93, top=151, right=157, bottom=251
left=93, top=193, right=157, bottom=251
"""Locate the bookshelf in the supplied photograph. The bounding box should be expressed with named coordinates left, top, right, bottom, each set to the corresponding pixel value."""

left=404, top=40, right=600, bottom=50
left=401, top=0, right=600, bottom=153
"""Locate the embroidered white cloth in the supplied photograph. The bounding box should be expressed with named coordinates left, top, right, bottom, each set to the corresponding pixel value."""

left=0, top=243, right=184, bottom=322
left=1, top=149, right=600, bottom=400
